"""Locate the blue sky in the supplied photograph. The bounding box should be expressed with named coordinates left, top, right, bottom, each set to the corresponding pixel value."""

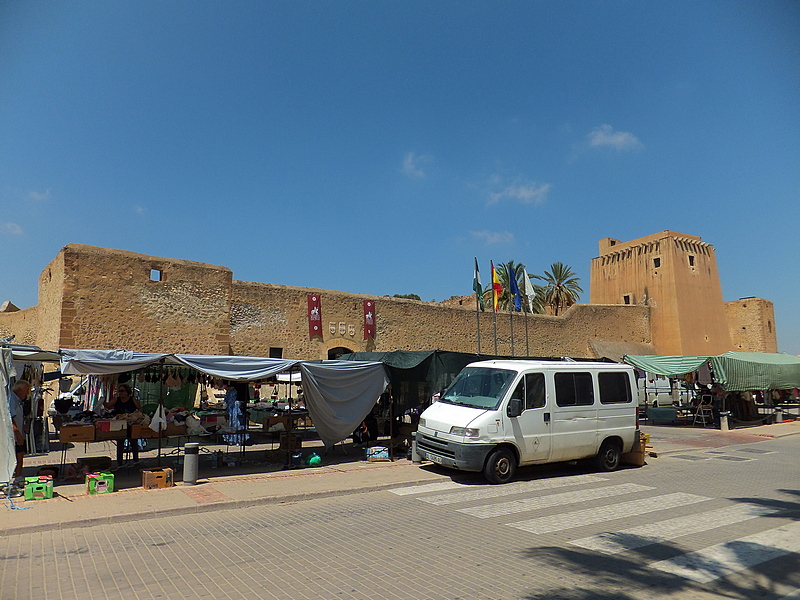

left=1, top=2, right=798, bottom=354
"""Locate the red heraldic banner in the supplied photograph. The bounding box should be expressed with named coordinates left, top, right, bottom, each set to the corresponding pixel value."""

left=363, top=300, right=375, bottom=340
left=308, top=294, right=322, bottom=339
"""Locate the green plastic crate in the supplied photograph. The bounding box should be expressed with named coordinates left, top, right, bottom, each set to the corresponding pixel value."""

left=86, top=472, right=115, bottom=495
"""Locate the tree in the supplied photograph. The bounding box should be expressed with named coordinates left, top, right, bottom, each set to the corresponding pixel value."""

left=483, top=260, right=546, bottom=314
left=532, top=262, right=583, bottom=316
left=392, top=293, right=421, bottom=300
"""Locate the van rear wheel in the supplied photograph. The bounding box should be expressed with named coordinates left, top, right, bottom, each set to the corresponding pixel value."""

left=595, top=440, right=622, bottom=472
left=484, top=448, right=516, bottom=484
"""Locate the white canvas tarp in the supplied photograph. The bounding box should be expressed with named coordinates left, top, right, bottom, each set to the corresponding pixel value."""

left=1, top=348, right=17, bottom=484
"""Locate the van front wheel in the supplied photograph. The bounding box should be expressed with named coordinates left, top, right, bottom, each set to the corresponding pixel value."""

left=595, top=440, right=622, bottom=472
left=484, top=448, right=516, bottom=484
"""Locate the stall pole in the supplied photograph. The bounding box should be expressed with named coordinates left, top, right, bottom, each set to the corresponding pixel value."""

left=157, top=360, right=164, bottom=467
left=389, top=391, right=394, bottom=462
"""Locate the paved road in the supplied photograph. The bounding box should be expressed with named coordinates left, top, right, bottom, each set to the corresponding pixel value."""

left=3, top=434, right=800, bottom=600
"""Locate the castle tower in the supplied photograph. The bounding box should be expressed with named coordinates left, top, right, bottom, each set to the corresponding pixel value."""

left=590, top=231, right=733, bottom=355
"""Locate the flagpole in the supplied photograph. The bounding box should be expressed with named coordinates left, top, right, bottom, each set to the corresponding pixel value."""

left=475, top=290, right=481, bottom=354
left=525, top=311, right=529, bottom=357
left=509, top=307, right=514, bottom=356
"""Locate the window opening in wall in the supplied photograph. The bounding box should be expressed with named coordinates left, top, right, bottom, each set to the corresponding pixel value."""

left=269, top=347, right=283, bottom=359
left=623, top=295, right=631, bottom=305
left=150, top=269, right=162, bottom=282
left=688, top=255, right=695, bottom=267
left=768, top=321, right=772, bottom=333
left=653, top=257, right=661, bottom=268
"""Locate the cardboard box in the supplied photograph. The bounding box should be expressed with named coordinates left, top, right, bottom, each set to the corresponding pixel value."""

left=163, top=423, right=187, bottom=437
left=141, top=467, right=174, bottom=489
left=130, top=424, right=158, bottom=439
left=96, top=419, right=127, bottom=432
left=59, top=424, right=95, bottom=443
left=94, top=422, right=128, bottom=440
left=279, top=433, right=303, bottom=450
left=24, top=475, right=53, bottom=500
left=86, top=472, right=115, bottom=495
left=366, top=446, right=390, bottom=462
left=264, top=416, right=290, bottom=432
left=621, top=432, right=646, bottom=467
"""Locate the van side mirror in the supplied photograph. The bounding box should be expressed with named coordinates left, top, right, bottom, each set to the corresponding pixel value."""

left=507, top=398, right=523, bottom=418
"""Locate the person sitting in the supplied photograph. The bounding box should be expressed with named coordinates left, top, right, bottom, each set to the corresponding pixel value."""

left=104, top=384, right=142, bottom=465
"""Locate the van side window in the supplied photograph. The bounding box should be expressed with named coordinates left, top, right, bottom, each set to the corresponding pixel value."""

left=555, top=372, right=594, bottom=407
left=598, top=372, right=632, bottom=404
left=525, top=373, right=545, bottom=409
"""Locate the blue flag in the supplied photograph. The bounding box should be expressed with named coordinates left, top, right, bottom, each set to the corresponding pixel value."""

left=507, top=264, right=522, bottom=312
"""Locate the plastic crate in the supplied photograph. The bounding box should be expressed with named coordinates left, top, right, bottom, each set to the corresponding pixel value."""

left=86, top=472, right=115, bottom=495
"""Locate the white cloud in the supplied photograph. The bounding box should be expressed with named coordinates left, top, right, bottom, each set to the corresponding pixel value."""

left=487, top=178, right=551, bottom=206
left=470, top=230, right=515, bottom=245
left=28, top=188, right=51, bottom=201
left=401, top=152, right=432, bottom=179
left=134, top=205, right=147, bottom=215
left=587, top=124, right=642, bottom=151
left=1, top=222, right=23, bottom=236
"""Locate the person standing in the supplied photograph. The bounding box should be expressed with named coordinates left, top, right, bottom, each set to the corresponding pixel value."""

left=104, top=384, right=142, bottom=465
left=9, top=380, right=31, bottom=480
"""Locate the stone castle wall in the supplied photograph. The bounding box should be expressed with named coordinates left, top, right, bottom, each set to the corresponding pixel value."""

left=1, top=244, right=653, bottom=359
left=230, top=278, right=651, bottom=360
left=0, top=305, right=39, bottom=346
left=725, top=298, right=778, bottom=353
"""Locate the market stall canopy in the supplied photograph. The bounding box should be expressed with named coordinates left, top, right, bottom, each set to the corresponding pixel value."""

left=59, top=349, right=390, bottom=447
left=61, top=349, right=171, bottom=375
left=173, top=355, right=300, bottom=381
left=622, top=355, right=711, bottom=377
left=711, top=352, right=800, bottom=392
left=0, top=342, right=61, bottom=363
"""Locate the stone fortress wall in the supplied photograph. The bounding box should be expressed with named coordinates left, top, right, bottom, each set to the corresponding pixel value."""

left=0, top=234, right=777, bottom=359
left=2, top=244, right=651, bottom=360
left=725, top=297, right=777, bottom=353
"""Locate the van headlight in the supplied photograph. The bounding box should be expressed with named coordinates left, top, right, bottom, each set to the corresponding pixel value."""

left=450, top=426, right=479, bottom=437
left=418, top=418, right=426, bottom=428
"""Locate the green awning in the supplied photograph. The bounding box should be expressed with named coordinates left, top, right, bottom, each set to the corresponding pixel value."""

left=622, top=355, right=711, bottom=377
left=711, top=352, right=800, bottom=392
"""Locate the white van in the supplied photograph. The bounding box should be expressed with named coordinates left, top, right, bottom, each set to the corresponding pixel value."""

left=416, top=359, right=640, bottom=483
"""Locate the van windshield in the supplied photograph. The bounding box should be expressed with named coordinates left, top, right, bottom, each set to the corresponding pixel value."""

left=440, top=367, right=516, bottom=410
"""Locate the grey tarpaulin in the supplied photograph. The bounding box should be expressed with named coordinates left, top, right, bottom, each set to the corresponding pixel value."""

left=61, top=349, right=170, bottom=375
left=173, top=355, right=300, bottom=381
left=301, top=360, right=390, bottom=448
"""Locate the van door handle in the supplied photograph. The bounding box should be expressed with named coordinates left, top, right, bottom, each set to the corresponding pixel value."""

left=544, top=412, right=550, bottom=423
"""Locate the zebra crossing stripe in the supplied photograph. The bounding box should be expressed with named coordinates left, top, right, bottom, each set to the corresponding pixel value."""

left=458, top=483, right=654, bottom=519
left=389, top=481, right=464, bottom=495
left=570, top=504, right=777, bottom=555
left=421, top=474, right=608, bottom=506
left=649, top=521, right=800, bottom=584
left=509, top=492, right=709, bottom=534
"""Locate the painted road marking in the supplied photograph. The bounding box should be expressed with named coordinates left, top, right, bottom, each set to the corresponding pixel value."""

left=570, top=504, right=777, bottom=554
left=458, top=483, right=654, bottom=519
left=649, top=521, right=800, bottom=584
left=389, top=481, right=465, bottom=495
left=508, top=492, right=709, bottom=534
left=420, top=474, right=607, bottom=506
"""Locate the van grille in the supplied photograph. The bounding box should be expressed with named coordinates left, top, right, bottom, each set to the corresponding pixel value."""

left=418, top=434, right=456, bottom=459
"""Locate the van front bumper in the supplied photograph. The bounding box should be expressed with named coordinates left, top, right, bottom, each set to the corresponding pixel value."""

left=416, top=431, right=494, bottom=472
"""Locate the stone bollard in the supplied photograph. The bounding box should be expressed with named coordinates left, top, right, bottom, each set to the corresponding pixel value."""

left=720, top=411, right=730, bottom=431
left=183, top=442, right=200, bottom=485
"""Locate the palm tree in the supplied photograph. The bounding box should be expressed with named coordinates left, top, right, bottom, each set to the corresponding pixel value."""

left=532, top=262, right=583, bottom=316
left=482, top=261, right=547, bottom=314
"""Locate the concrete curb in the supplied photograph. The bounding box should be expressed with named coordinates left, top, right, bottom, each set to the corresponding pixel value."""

left=0, top=473, right=437, bottom=537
